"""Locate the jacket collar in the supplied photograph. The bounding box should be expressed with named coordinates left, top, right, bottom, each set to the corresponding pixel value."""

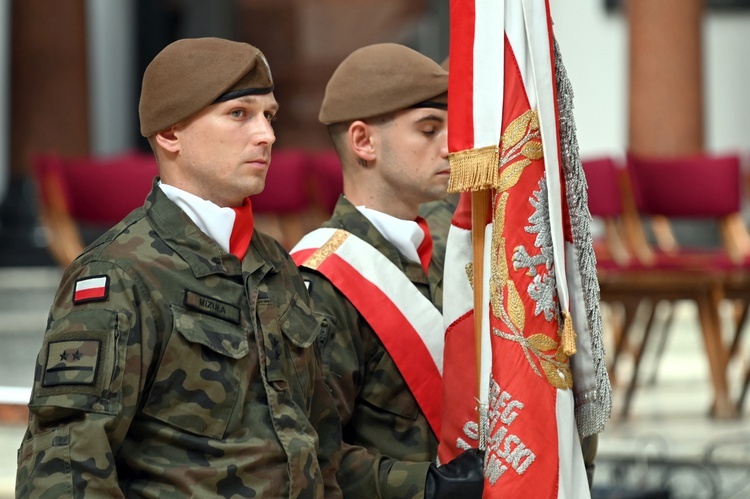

left=324, top=195, right=428, bottom=286
left=144, top=179, right=283, bottom=279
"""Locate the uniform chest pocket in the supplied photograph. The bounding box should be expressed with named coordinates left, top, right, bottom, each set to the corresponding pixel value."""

left=141, top=305, right=250, bottom=439
left=259, top=295, right=320, bottom=409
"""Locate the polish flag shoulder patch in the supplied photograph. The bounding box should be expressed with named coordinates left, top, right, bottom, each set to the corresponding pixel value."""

left=73, top=275, right=110, bottom=304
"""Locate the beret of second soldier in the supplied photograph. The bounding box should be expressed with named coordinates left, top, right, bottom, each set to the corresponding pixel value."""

left=139, top=37, right=274, bottom=137
left=319, top=43, right=448, bottom=125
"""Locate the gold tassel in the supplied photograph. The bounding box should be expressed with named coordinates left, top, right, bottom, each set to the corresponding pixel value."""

left=448, top=146, right=500, bottom=193
left=561, top=310, right=577, bottom=356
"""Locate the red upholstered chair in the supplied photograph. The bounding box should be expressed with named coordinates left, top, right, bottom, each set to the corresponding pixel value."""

left=626, top=153, right=750, bottom=268
left=616, top=152, right=750, bottom=418
left=582, top=157, right=637, bottom=344
left=308, top=149, right=343, bottom=216
left=252, top=148, right=342, bottom=250
left=583, top=157, right=657, bottom=413
left=251, top=148, right=316, bottom=249
left=583, top=157, right=632, bottom=267
left=627, top=152, right=750, bottom=415
left=31, top=151, right=158, bottom=267
left=582, top=155, right=739, bottom=418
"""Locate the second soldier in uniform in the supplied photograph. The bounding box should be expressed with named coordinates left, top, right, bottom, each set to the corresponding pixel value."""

left=292, top=43, right=484, bottom=499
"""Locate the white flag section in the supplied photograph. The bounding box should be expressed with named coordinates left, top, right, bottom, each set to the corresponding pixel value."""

left=440, top=0, right=610, bottom=497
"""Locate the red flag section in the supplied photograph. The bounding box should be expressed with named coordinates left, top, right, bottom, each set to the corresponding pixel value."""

left=440, top=1, right=591, bottom=497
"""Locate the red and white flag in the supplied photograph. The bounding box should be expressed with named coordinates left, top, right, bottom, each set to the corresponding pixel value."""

left=73, top=275, right=109, bottom=303
left=439, top=1, right=608, bottom=497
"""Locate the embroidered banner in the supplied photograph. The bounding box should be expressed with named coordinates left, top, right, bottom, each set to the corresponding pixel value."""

left=440, top=1, right=590, bottom=496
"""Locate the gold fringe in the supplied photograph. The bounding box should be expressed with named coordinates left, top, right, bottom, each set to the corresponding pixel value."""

left=561, top=310, right=577, bottom=356
left=448, top=146, right=500, bottom=193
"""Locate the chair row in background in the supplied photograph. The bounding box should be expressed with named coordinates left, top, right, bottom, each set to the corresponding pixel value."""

left=582, top=152, right=750, bottom=420
left=30, top=148, right=344, bottom=267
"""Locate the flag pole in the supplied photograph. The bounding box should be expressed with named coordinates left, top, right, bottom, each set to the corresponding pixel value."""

left=446, top=0, right=504, bottom=457
left=471, top=189, right=491, bottom=433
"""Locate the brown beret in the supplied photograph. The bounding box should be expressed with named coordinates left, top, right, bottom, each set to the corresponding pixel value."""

left=319, top=43, right=448, bottom=125
left=139, top=37, right=273, bottom=137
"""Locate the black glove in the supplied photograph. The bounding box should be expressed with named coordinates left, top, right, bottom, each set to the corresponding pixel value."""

left=424, top=448, right=485, bottom=499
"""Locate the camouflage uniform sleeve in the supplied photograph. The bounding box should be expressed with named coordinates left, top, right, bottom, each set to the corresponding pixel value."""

left=299, top=292, right=344, bottom=498
left=306, top=359, right=344, bottom=498
left=273, top=250, right=344, bottom=498
left=302, top=269, right=431, bottom=499
left=16, top=260, right=156, bottom=497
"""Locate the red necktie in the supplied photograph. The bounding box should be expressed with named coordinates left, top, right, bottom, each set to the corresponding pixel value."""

left=229, top=198, right=254, bottom=260
left=416, top=216, right=433, bottom=274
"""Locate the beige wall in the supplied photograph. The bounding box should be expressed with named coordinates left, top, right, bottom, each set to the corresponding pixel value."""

left=550, top=1, right=750, bottom=160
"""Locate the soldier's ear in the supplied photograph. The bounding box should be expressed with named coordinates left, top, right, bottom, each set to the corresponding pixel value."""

left=154, top=127, right=180, bottom=154
left=349, top=120, right=376, bottom=163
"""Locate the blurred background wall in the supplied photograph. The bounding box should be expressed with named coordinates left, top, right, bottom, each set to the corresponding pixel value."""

left=551, top=1, right=750, bottom=158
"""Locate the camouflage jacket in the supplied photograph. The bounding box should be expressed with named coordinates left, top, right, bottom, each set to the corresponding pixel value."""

left=16, top=181, right=342, bottom=498
left=297, top=196, right=453, bottom=499
left=418, top=194, right=458, bottom=272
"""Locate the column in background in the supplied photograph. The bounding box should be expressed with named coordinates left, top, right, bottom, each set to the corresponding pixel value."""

left=628, top=0, right=705, bottom=156
left=0, top=0, right=9, bottom=204
left=86, top=0, right=136, bottom=156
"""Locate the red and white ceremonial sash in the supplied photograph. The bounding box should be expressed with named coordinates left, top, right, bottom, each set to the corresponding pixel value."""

left=441, top=0, right=589, bottom=497
left=292, top=228, right=444, bottom=436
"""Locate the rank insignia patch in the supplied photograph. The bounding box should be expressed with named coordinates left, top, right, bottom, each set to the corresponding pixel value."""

left=43, top=339, right=101, bottom=387
left=73, top=275, right=109, bottom=304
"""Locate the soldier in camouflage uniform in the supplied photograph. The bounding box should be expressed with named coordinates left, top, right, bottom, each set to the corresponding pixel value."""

left=16, top=37, right=342, bottom=498
left=291, top=44, right=483, bottom=499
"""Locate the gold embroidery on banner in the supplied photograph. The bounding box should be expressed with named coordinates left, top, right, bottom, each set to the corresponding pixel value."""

left=506, top=281, right=526, bottom=333
left=491, top=193, right=509, bottom=286
left=521, top=141, right=544, bottom=161
left=498, top=159, right=531, bottom=193
left=304, top=230, right=349, bottom=270
left=487, top=110, right=573, bottom=390
left=501, top=111, right=534, bottom=153
left=497, top=110, right=542, bottom=193
left=466, top=262, right=474, bottom=290
left=542, top=348, right=574, bottom=390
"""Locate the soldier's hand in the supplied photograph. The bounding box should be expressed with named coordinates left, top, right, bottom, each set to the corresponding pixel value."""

left=424, top=448, right=484, bottom=499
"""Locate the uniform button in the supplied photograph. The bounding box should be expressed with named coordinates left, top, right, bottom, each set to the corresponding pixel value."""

left=271, top=380, right=287, bottom=392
